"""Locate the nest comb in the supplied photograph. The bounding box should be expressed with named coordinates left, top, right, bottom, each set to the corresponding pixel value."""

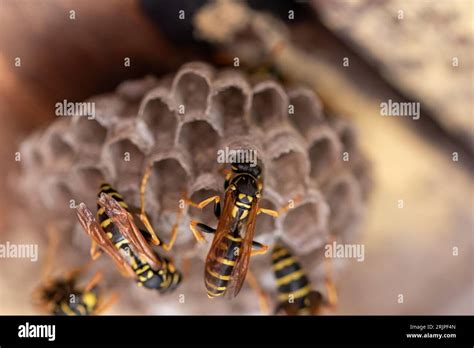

left=16, top=62, right=371, bottom=314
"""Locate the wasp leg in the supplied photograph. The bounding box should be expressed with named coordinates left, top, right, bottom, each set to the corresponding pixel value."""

left=279, top=195, right=303, bottom=214
left=189, top=220, right=215, bottom=242
left=214, top=199, right=221, bottom=218
left=138, top=167, right=182, bottom=251
left=93, top=292, right=119, bottom=315
left=90, top=240, right=103, bottom=260
left=84, top=271, right=103, bottom=292
left=138, top=165, right=161, bottom=246
left=246, top=270, right=270, bottom=315
left=199, top=196, right=221, bottom=211
left=183, top=194, right=222, bottom=219
left=258, top=195, right=303, bottom=218
left=189, top=220, right=205, bottom=242
left=187, top=195, right=220, bottom=209
left=159, top=201, right=185, bottom=252
left=251, top=241, right=269, bottom=256
left=195, top=222, right=216, bottom=234
left=182, top=198, right=200, bottom=208
left=257, top=207, right=279, bottom=217
left=137, top=211, right=161, bottom=246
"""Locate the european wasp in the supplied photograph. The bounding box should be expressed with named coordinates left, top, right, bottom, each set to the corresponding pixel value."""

left=33, top=225, right=116, bottom=315
left=186, top=162, right=292, bottom=299
left=75, top=165, right=183, bottom=293
left=271, top=241, right=337, bottom=315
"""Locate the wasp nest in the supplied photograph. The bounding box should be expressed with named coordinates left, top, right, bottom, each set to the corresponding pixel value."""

left=16, top=62, right=371, bottom=314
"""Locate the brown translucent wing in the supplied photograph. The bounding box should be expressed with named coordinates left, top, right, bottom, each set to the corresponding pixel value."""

left=76, top=203, right=136, bottom=278
left=205, top=188, right=236, bottom=278
left=97, top=193, right=161, bottom=269
left=225, top=197, right=260, bottom=298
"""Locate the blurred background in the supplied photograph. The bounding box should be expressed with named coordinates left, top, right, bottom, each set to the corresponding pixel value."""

left=0, top=0, right=472, bottom=315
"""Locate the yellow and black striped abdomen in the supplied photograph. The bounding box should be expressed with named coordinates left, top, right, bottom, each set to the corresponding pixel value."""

left=272, top=244, right=311, bottom=310
left=205, top=234, right=241, bottom=298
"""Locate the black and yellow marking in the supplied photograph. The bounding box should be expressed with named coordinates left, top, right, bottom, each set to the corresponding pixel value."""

left=236, top=201, right=251, bottom=209
left=95, top=183, right=181, bottom=292
left=195, top=163, right=267, bottom=298
left=272, top=244, right=312, bottom=312
left=216, top=256, right=236, bottom=266
left=135, top=264, right=151, bottom=275
left=98, top=183, right=129, bottom=210
left=205, top=234, right=241, bottom=298
left=53, top=288, right=98, bottom=316
left=81, top=184, right=183, bottom=294
left=231, top=183, right=256, bottom=221
left=224, top=234, right=242, bottom=242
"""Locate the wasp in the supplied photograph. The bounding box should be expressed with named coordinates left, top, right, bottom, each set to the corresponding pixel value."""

left=34, top=268, right=115, bottom=315
left=34, top=225, right=116, bottom=315
left=75, top=167, right=183, bottom=293
left=271, top=241, right=338, bottom=315
left=187, top=162, right=293, bottom=299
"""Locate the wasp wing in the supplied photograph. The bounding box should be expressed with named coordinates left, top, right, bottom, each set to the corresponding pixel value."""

left=225, top=196, right=260, bottom=298
left=97, top=193, right=161, bottom=269
left=205, top=188, right=236, bottom=281
left=76, top=203, right=136, bottom=278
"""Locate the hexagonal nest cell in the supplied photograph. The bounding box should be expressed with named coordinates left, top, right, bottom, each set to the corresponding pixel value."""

left=15, top=62, right=371, bottom=314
